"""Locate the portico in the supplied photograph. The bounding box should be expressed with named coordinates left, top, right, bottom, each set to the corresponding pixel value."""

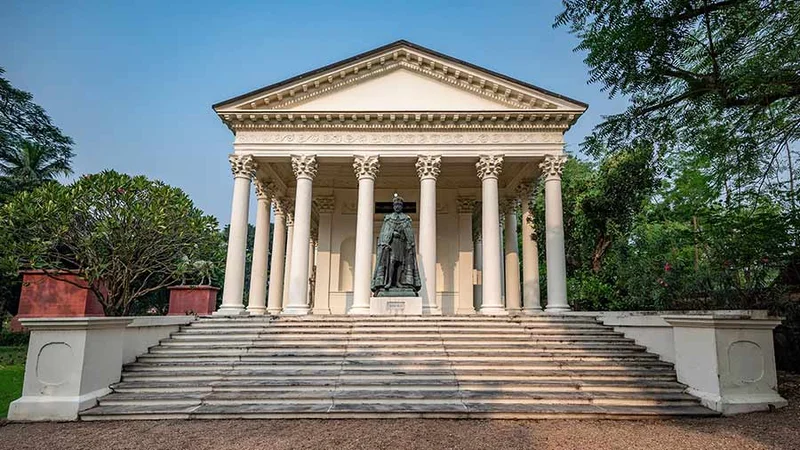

left=212, top=40, right=586, bottom=316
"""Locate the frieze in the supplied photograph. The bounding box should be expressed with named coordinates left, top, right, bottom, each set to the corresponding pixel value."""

left=235, top=131, right=564, bottom=145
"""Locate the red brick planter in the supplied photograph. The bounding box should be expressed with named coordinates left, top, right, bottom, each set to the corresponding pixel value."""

left=168, top=286, right=219, bottom=316
left=11, top=271, right=105, bottom=332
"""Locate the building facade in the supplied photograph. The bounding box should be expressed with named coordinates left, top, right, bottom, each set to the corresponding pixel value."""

left=212, top=41, right=587, bottom=316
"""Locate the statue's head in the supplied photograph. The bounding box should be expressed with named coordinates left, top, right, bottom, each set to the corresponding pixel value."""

left=392, top=194, right=404, bottom=213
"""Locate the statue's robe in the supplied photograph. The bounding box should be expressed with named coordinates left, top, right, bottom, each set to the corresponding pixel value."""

left=370, top=212, right=422, bottom=294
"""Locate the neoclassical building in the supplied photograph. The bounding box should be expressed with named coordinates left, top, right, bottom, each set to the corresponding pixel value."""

left=212, top=40, right=586, bottom=316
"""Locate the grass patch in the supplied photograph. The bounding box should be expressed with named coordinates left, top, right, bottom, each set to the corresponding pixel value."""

left=0, top=346, right=26, bottom=418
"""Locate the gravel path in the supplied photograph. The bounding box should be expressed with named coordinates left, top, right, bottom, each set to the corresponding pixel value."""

left=1, top=373, right=798, bottom=450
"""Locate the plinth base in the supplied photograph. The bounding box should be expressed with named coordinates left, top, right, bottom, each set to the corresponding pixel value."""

left=370, top=296, right=422, bottom=315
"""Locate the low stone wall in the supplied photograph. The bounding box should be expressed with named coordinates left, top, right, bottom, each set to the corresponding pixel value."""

left=576, top=310, right=787, bottom=414
left=8, top=315, right=194, bottom=421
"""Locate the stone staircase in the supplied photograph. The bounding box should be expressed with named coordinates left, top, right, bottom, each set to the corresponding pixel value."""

left=80, top=315, right=716, bottom=420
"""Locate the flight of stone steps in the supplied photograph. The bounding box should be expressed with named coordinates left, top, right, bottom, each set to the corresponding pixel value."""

left=81, top=315, right=716, bottom=420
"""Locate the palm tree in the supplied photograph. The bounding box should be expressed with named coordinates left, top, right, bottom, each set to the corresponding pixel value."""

left=0, top=141, right=72, bottom=196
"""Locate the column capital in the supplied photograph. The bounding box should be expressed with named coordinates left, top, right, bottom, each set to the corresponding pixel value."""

left=353, top=155, right=380, bottom=180
left=456, top=197, right=476, bottom=215
left=271, top=197, right=288, bottom=216
left=416, top=154, right=442, bottom=180
left=539, top=154, right=567, bottom=181
left=229, top=154, right=257, bottom=180
left=515, top=181, right=534, bottom=200
left=314, top=196, right=336, bottom=214
left=500, top=197, right=519, bottom=215
left=476, top=154, right=503, bottom=180
left=254, top=179, right=274, bottom=200
left=291, top=154, right=318, bottom=180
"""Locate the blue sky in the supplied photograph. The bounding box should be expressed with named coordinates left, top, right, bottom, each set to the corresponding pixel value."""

left=0, top=0, right=627, bottom=223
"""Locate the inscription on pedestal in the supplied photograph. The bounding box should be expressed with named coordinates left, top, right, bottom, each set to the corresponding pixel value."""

left=370, top=296, right=423, bottom=316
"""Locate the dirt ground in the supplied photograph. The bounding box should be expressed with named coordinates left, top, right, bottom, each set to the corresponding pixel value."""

left=1, top=373, right=798, bottom=450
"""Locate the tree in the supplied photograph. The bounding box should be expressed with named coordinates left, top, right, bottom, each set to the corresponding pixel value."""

left=0, top=141, right=72, bottom=200
left=0, top=170, right=223, bottom=316
left=555, top=0, right=800, bottom=193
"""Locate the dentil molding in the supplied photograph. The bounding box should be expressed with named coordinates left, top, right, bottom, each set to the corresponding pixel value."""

left=235, top=131, right=564, bottom=145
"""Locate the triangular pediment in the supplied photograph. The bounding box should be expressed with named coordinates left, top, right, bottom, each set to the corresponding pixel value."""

left=213, top=40, right=588, bottom=114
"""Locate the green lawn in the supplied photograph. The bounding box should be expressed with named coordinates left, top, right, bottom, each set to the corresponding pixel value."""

left=0, top=346, right=27, bottom=418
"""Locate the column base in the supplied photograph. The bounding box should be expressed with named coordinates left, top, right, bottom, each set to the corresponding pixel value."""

left=212, top=307, right=249, bottom=317
left=281, top=305, right=310, bottom=315
left=456, top=307, right=477, bottom=315
left=246, top=306, right=267, bottom=316
left=479, top=306, right=509, bottom=316
left=521, top=307, right=544, bottom=315
left=312, top=308, right=332, bottom=315
left=422, top=306, right=442, bottom=316
left=545, top=305, right=571, bottom=313
left=348, top=305, right=371, bottom=315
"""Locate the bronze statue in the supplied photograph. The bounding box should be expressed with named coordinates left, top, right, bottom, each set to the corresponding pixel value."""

left=370, top=194, right=422, bottom=297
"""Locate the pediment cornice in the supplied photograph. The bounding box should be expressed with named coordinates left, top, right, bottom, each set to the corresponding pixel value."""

left=213, top=41, right=588, bottom=116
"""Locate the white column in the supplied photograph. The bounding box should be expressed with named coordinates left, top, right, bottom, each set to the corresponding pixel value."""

left=518, top=184, right=542, bottom=313
left=283, top=155, right=318, bottom=315
left=307, top=227, right=317, bottom=307
left=540, top=154, right=570, bottom=313
left=313, top=197, right=335, bottom=315
left=350, top=155, right=380, bottom=315
left=473, top=230, right=483, bottom=311
left=416, top=155, right=442, bottom=315
left=247, top=180, right=273, bottom=315
left=266, top=198, right=287, bottom=315
left=503, top=198, right=521, bottom=313
left=216, top=154, right=256, bottom=316
left=476, top=155, right=506, bottom=315
left=456, top=197, right=475, bottom=314
left=281, top=208, right=294, bottom=310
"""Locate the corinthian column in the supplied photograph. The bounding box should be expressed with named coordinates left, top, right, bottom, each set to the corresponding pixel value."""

left=416, top=155, right=442, bottom=315
left=476, top=155, right=506, bottom=315
left=540, top=154, right=570, bottom=312
left=518, top=183, right=542, bottom=313
left=247, top=180, right=273, bottom=315
left=503, top=198, right=521, bottom=313
left=350, top=155, right=380, bottom=315
left=313, top=197, right=335, bottom=315
left=216, top=154, right=256, bottom=316
left=266, top=198, right=287, bottom=315
left=282, top=205, right=294, bottom=310
left=283, top=155, right=317, bottom=315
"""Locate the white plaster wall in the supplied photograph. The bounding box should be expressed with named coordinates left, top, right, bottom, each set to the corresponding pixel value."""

left=122, top=316, right=195, bottom=364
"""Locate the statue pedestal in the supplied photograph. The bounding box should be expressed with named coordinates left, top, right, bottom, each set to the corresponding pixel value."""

left=370, top=296, right=423, bottom=316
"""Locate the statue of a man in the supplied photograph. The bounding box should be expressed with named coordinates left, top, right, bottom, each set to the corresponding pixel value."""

left=371, top=194, right=422, bottom=297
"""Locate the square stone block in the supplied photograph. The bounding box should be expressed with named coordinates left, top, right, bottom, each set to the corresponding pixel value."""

left=370, top=296, right=423, bottom=315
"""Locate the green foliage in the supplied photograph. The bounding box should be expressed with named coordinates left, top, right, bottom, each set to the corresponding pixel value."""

left=0, top=170, right=223, bottom=316
left=556, top=0, right=800, bottom=194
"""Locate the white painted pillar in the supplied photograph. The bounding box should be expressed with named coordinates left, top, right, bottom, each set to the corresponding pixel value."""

left=503, top=198, right=521, bottom=313
left=266, top=198, right=287, bottom=315
left=281, top=209, right=294, bottom=311
left=518, top=184, right=542, bottom=313
left=283, top=155, right=318, bottom=315
left=473, top=231, right=483, bottom=311
left=476, top=155, right=506, bottom=315
left=456, top=197, right=475, bottom=315
left=313, top=197, right=335, bottom=315
left=247, top=180, right=273, bottom=315
left=216, top=154, right=256, bottom=316
left=416, top=155, right=442, bottom=315
left=350, top=155, right=380, bottom=315
left=307, top=234, right=316, bottom=307
left=540, top=154, right=570, bottom=313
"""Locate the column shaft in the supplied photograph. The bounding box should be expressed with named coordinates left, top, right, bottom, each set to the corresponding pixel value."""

left=216, top=154, right=255, bottom=316
left=541, top=155, right=570, bottom=312
left=456, top=198, right=475, bottom=314
left=266, top=201, right=287, bottom=315
left=284, top=155, right=317, bottom=315
left=350, top=155, right=379, bottom=315
left=477, top=155, right=506, bottom=315
left=504, top=201, right=521, bottom=313
left=247, top=182, right=272, bottom=315
left=520, top=189, right=542, bottom=313
left=313, top=197, right=334, bottom=315
left=417, top=155, right=441, bottom=315
left=282, top=216, right=294, bottom=310
left=307, top=238, right=316, bottom=307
